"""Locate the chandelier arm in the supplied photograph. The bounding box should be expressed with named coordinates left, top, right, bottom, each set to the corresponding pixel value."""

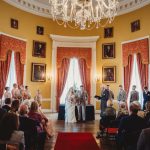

left=67, top=22, right=80, bottom=29
left=55, top=19, right=65, bottom=26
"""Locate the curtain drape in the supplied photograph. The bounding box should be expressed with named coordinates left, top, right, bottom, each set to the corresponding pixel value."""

left=56, top=58, right=70, bottom=111
left=124, top=55, right=134, bottom=97
left=0, top=51, right=12, bottom=99
left=78, top=58, right=91, bottom=104
left=14, top=52, right=24, bottom=86
left=136, top=53, right=148, bottom=89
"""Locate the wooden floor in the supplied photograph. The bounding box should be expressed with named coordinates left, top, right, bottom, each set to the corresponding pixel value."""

left=44, top=113, right=117, bottom=150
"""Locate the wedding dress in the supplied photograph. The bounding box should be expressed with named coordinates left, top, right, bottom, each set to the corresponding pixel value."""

left=65, top=92, right=76, bottom=123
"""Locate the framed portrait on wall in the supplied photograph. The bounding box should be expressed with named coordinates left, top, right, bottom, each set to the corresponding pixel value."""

left=31, top=63, right=46, bottom=82
left=102, top=66, right=116, bottom=83
left=33, top=40, right=46, bottom=58
left=10, top=18, right=18, bottom=29
left=102, top=43, right=115, bottom=59
left=104, top=27, right=113, bottom=38
left=37, top=26, right=44, bottom=35
left=131, top=20, right=140, bottom=32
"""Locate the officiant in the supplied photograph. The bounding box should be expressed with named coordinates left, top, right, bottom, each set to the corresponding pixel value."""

left=95, top=85, right=109, bottom=117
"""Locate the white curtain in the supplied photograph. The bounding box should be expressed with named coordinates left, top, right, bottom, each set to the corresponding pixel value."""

left=60, top=58, right=82, bottom=104
left=127, top=54, right=143, bottom=108
left=2, top=51, right=17, bottom=100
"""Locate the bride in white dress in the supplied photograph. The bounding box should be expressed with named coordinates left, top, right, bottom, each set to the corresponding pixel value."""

left=65, top=87, right=77, bottom=123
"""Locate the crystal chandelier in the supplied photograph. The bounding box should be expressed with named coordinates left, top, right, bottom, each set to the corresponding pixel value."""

left=49, top=0, right=118, bottom=30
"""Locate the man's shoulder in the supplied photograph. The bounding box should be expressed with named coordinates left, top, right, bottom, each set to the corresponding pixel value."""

left=142, top=128, right=150, bottom=134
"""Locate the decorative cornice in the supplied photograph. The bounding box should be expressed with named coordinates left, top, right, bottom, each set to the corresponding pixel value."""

left=117, top=0, right=150, bottom=16
left=3, top=0, right=150, bottom=19
left=0, top=32, right=27, bottom=41
left=50, top=34, right=99, bottom=43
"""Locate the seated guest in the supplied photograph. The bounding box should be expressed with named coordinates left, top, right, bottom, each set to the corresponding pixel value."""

left=28, top=101, right=51, bottom=138
left=137, top=128, right=150, bottom=150
left=9, top=100, right=20, bottom=114
left=115, top=102, right=129, bottom=127
left=117, top=101, right=146, bottom=150
left=19, top=104, right=46, bottom=150
left=104, top=100, right=116, bottom=117
left=0, top=108, right=6, bottom=121
left=144, top=101, right=150, bottom=126
left=0, top=113, right=24, bottom=150
left=117, top=102, right=129, bottom=118
left=138, top=109, right=145, bottom=118
left=2, top=98, right=11, bottom=112
left=97, top=100, right=116, bottom=138
left=22, top=99, right=32, bottom=109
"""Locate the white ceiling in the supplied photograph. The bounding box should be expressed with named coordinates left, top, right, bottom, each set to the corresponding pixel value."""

left=3, top=0, right=150, bottom=18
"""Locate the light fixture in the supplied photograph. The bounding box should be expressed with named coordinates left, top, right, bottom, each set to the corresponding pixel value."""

left=49, top=0, right=119, bottom=30
left=95, top=74, right=100, bottom=82
left=47, top=73, right=52, bottom=81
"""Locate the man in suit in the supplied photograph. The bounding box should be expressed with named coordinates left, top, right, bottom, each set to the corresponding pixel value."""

left=143, top=86, right=150, bottom=110
left=77, top=85, right=88, bottom=122
left=117, top=101, right=146, bottom=150
left=95, top=85, right=109, bottom=117
left=106, top=85, right=114, bottom=100
left=137, top=128, right=150, bottom=150
left=130, top=85, right=139, bottom=103
left=117, top=85, right=127, bottom=102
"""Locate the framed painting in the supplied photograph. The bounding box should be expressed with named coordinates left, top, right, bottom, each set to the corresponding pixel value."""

left=33, top=40, right=46, bottom=58
left=102, top=43, right=115, bottom=59
left=102, top=66, right=116, bottom=83
left=37, top=26, right=44, bottom=35
left=31, top=63, right=46, bottom=82
left=131, top=20, right=140, bottom=32
left=10, top=18, right=18, bottom=29
left=104, top=27, right=113, bottom=38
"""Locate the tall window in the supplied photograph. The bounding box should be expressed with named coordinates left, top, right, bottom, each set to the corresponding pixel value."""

left=60, top=58, right=82, bottom=104
left=5, top=51, right=17, bottom=91
left=128, top=54, right=143, bottom=107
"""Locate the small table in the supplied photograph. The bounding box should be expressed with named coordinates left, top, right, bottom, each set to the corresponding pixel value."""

left=58, top=104, right=95, bottom=121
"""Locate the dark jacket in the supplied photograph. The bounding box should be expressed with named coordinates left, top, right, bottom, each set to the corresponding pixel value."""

left=0, top=108, right=6, bottom=120
left=118, top=114, right=146, bottom=150
left=95, top=89, right=109, bottom=117
left=137, top=128, right=150, bottom=150
left=143, top=91, right=150, bottom=109
left=2, top=105, right=11, bottom=112
left=118, top=114, right=146, bottom=134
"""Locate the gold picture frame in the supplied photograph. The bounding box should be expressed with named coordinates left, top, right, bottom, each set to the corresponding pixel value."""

left=31, top=63, right=46, bottom=82
left=102, top=43, right=115, bottom=59
left=33, top=40, right=46, bottom=58
left=102, top=66, right=116, bottom=83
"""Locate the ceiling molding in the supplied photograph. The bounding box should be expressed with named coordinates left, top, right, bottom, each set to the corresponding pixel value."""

left=50, top=34, right=99, bottom=43
left=3, top=0, right=150, bottom=19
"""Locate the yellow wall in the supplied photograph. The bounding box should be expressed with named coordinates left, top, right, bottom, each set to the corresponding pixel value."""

left=0, top=1, right=150, bottom=109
